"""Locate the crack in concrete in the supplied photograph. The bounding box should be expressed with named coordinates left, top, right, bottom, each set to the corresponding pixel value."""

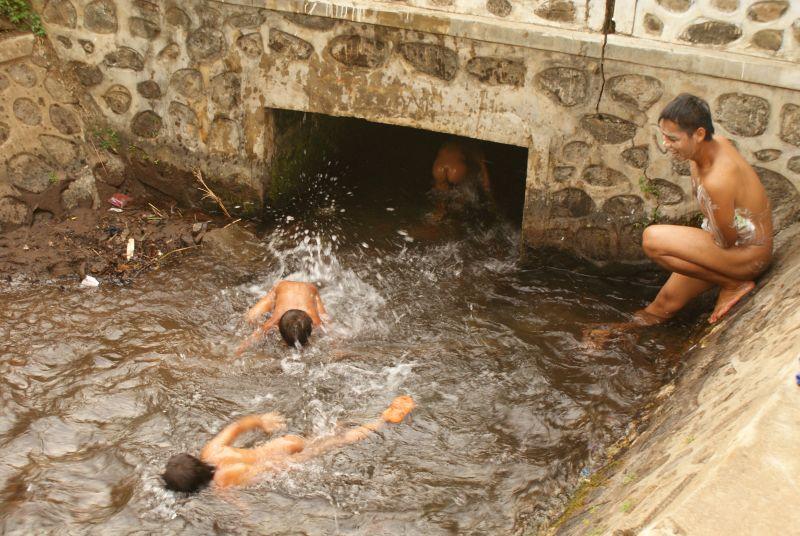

left=595, top=0, right=616, bottom=112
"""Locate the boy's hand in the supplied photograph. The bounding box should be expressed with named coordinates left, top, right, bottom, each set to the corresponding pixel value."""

left=244, top=307, right=262, bottom=325
left=259, top=412, right=286, bottom=432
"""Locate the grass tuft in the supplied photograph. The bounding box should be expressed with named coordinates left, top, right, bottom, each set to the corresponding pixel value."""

left=0, top=0, right=45, bottom=36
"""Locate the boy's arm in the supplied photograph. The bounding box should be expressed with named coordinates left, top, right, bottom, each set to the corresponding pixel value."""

left=245, top=286, right=278, bottom=325
left=472, top=148, right=491, bottom=196
left=290, top=396, right=414, bottom=463
left=202, top=414, right=287, bottom=456
left=202, top=416, right=263, bottom=457
left=430, top=163, right=449, bottom=222
left=315, top=292, right=330, bottom=323
left=290, top=419, right=386, bottom=463
left=479, top=160, right=491, bottom=195
left=702, top=174, right=737, bottom=248
left=235, top=318, right=278, bottom=354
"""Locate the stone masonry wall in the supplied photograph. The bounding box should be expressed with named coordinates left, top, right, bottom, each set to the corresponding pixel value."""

left=525, top=57, right=800, bottom=264
left=29, top=0, right=277, bottom=206
left=626, top=0, right=800, bottom=63
left=2, top=0, right=798, bottom=264
left=0, top=33, right=101, bottom=230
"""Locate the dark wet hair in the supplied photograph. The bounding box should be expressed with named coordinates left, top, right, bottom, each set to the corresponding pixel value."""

left=162, top=453, right=215, bottom=493
left=278, top=309, right=313, bottom=347
left=659, top=93, right=714, bottom=141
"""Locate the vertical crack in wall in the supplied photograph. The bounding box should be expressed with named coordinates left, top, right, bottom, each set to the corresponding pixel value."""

left=595, top=0, right=616, bottom=112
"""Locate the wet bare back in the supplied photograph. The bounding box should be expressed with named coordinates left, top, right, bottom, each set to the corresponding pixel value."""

left=245, top=280, right=327, bottom=330
left=268, top=281, right=325, bottom=327
left=432, top=141, right=490, bottom=192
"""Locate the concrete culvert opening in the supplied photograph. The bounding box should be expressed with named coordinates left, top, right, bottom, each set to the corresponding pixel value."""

left=264, top=110, right=528, bottom=228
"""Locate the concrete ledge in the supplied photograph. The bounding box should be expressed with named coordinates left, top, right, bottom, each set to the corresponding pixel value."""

left=605, top=34, right=800, bottom=93
left=238, top=0, right=800, bottom=91
left=252, top=0, right=605, bottom=56
left=0, top=33, right=34, bottom=65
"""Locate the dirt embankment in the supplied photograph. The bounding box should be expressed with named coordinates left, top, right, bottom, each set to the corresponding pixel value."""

left=0, top=158, right=237, bottom=284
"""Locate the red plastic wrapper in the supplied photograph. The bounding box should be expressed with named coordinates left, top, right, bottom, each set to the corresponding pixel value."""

left=109, top=193, right=133, bottom=208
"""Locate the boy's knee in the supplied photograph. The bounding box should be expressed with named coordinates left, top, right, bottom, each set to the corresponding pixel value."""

left=642, top=225, right=667, bottom=258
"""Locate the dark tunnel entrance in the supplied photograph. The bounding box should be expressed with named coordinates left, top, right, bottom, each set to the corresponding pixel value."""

left=266, top=109, right=528, bottom=229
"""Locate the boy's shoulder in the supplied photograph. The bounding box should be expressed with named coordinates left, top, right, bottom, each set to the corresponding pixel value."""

left=275, top=280, right=318, bottom=291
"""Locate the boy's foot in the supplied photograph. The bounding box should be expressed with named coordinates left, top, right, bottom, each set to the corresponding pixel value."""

left=582, top=327, right=616, bottom=349
left=382, top=396, right=415, bottom=423
left=709, top=281, right=755, bottom=323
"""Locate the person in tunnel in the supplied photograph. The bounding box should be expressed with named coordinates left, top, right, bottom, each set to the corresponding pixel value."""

left=237, top=280, right=329, bottom=353
left=586, top=93, right=773, bottom=344
left=429, top=139, right=495, bottom=222
left=161, top=396, right=415, bottom=492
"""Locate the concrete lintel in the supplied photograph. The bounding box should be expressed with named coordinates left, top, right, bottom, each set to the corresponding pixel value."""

left=0, top=33, right=35, bottom=65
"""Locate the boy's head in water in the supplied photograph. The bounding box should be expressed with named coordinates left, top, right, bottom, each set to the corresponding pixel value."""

left=279, top=309, right=313, bottom=347
left=162, top=453, right=215, bottom=493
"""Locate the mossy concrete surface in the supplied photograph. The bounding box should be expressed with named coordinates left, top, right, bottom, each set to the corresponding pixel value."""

left=267, top=110, right=344, bottom=208
left=547, top=222, right=800, bottom=535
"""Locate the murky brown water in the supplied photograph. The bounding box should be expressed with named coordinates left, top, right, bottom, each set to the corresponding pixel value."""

left=0, top=128, right=691, bottom=534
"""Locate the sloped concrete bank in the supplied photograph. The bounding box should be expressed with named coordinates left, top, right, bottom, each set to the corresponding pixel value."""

left=547, top=223, right=800, bottom=535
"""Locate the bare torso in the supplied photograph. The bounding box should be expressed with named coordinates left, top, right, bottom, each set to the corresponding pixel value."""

left=203, top=436, right=306, bottom=488
left=692, top=136, right=773, bottom=274
left=430, top=141, right=492, bottom=220
left=238, top=280, right=328, bottom=353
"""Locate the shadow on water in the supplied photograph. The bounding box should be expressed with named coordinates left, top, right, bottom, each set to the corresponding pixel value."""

left=0, top=119, right=695, bottom=534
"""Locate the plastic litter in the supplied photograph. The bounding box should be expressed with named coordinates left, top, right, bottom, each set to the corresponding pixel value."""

left=795, top=372, right=800, bottom=386
left=109, top=192, right=133, bottom=208
left=80, top=275, right=99, bottom=287
left=108, top=207, right=123, bottom=213
left=126, top=238, right=135, bottom=260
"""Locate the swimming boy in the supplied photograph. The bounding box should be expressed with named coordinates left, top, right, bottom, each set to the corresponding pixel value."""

left=162, top=396, right=415, bottom=492
left=429, top=140, right=493, bottom=221
left=237, top=280, right=329, bottom=352
left=587, top=94, right=773, bottom=342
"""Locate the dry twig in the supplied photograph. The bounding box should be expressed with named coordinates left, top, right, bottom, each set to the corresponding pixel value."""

left=147, top=203, right=165, bottom=219
left=193, top=168, right=231, bottom=218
